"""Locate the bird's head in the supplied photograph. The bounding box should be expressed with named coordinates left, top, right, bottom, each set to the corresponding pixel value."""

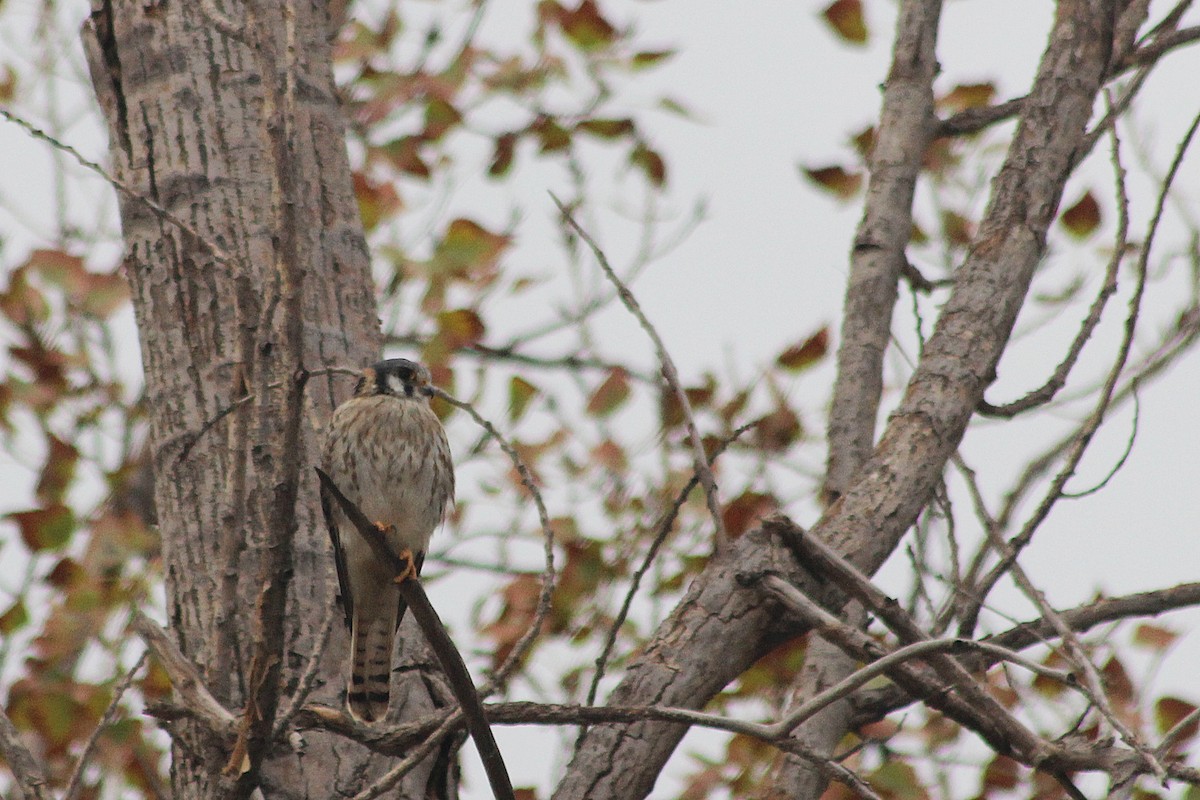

left=355, top=358, right=433, bottom=400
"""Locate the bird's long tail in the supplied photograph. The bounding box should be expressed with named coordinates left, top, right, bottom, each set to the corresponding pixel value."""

left=348, top=596, right=398, bottom=723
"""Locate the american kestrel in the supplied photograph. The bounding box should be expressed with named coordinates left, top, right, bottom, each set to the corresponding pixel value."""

left=321, top=358, right=455, bottom=723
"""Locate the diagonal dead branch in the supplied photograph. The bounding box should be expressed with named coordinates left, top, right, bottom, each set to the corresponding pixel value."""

left=316, top=467, right=514, bottom=800
left=551, top=193, right=729, bottom=549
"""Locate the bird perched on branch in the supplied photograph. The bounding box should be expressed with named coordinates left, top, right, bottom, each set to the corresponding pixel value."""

left=321, top=358, right=455, bottom=723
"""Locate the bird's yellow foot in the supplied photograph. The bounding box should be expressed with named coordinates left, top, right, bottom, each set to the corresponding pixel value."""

left=392, top=548, right=419, bottom=584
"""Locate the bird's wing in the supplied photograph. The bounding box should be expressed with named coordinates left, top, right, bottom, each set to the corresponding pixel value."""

left=320, top=479, right=354, bottom=630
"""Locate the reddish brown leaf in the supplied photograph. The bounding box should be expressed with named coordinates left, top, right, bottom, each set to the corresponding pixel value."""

left=376, top=135, right=429, bottom=178
left=821, top=0, right=868, bottom=45
left=482, top=573, right=542, bottom=667
left=586, top=368, right=630, bottom=417
left=982, top=754, right=1021, bottom=790
left=489, top=132, right=518, bottom=177
left=722, top=491, right=777, bottom=538
left=1060, top=191, right=1101, bottom=238
left=353, top=171, right=404, bottom=230
left=0, top=268, right=50, bottom=325
left=753, top=405, right=802, bottom=453
left=1102, top=655, right=1135, bottom=705
left=1134, top=622, right=1180, bottom=651
left=591, top=439, right=627, bottom=471
left=851, top=125, right=876, bottom=159
left=35, top=435, right=79, bottom=505
left=941, top=210, right=974, bottom=247
left=801, top=165, right=862, bottom=200
left=0, top=67, right=14, bottom=103
left=777, top=327, right=829, bottom=371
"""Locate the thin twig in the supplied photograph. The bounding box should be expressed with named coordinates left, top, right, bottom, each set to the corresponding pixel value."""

left=429, top=387, right=557, bottom=694
left=63, top=652, right=149, bottom=800
left=551, top=194, right=728, bottom=549
left=968, top=108, right=1200, bottom=623
left=0, top=107, right=238, bottom=269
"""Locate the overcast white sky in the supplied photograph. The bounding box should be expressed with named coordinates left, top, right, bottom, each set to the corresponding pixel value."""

left=2, top=0, right=1200, bottom=796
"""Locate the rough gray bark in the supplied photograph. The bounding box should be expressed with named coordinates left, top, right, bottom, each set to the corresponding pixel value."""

left=81, top=1, right=444, bottom=796
left=552, top=2, right=1125, bottom=797
left=769, top=3, right=943, bottom=797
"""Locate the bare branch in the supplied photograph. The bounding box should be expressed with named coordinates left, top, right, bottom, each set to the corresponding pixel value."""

left=130, top=609, right=238, bottom=736
left=825, top=0, right=941, bottom=500
left=586, top=421, right=757, bottom=707
left=552, top=194, right=729, bottom=548
left=0, top=107, right=239, bottom=269
left=63, top=652, right=149, bottom=800
left=316, top=468, right=514, bottom=800
left=965, top=109, right=1200, bottom=628
left=429, top=386, right=557, bottom=694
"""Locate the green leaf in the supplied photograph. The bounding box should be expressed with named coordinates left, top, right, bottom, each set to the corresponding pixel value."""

left=557, top=0, right=617, bottom=52
left=423, top=97, right=463, bottom=140
left=0, top=600, right=28, bottom=634
left=509, top=376, right=539, bottom=422
left=436, top=308, right=486, bottom=349
left=10, top=504, right=75, bottom=551
left=431, top=219, right=510, bottom=277
left=631, top=50, right=674, bottom=70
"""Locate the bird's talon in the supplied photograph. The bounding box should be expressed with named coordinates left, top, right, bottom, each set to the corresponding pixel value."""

left=393, top=549, right=419, bottom=584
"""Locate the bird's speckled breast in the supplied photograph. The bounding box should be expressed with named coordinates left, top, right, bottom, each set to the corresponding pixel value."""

left=324, top=394, right=454, bottom=554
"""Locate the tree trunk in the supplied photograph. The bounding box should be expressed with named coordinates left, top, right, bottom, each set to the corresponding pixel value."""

left=81, top=1, right=444, bottom=796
